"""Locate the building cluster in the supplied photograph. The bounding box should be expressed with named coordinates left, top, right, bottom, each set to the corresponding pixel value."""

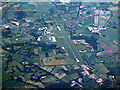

left=109, top=7, right=118, bottom=11
left=80, top=65, right=103, bottom=84
left=88, top=27, right=106, bottom=34
left=72, top=39, right=94, bottom=52
left=93, top=9, right=111, bottom=27
left=71, top=64, right=109, bottom=87
left=94, top=9, right=111, bottom=16
left=37, top=26, right=56, bottom=43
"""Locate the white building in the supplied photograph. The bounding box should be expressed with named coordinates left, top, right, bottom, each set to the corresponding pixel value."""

left=37, top=36, right=42, bottom=41
left=57, top=26, right=61, bottom=31
left=38, top=27, right=47, bottom=31
left=51, top=36, right=56, bottom=42
left=11, top=21, right=19, bottom=26
left=49, top=36, right=56, bottom=42
left=60, top=0, right=70, bottom=4
left=88, top=27, right=93, bottom=31
left=94, top=16, right=99, bottom=25
left=76, top=59, right=80, bottom=62
left=4, top=25, right=10, bottom=29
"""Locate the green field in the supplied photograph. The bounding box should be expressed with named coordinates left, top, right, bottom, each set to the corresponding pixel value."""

left=35, top=2, right=52, bottom=17
left=100, top=28, right=118, bottom=46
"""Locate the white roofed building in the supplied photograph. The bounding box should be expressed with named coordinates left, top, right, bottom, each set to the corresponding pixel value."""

left=51, top=36, right=56, bottom=42
left=60, top=0, right=70, bottom=4
left=49, top=36, right=56, bottom=43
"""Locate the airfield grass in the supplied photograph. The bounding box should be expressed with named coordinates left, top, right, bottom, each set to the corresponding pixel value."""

left=59, top=24, right=85, bottom=65
left=94, top=63, right=109, bottom=74
left=100, top=28, right=118, bottom=46
left=34, top=2, right=52, bottom=17
left=52, top=25, right=75, bottom=61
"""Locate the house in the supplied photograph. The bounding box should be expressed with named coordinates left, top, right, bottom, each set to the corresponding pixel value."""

left=37, top=36, right=42, bottom=41
left=88, top=27, right=99, bottom=33
left=40, top=66, right=48, bottom=70
left=49, top=36, right=56, bottom=42
left=24, top=18, right=32, bottom=23
left=11, top=21, right=19, bottom=26
left=13, top=4, right=21, bottom=8
left=62, top=47, right=65, bottom=50
left=109, top=7, right=118, bottom=11
left=76, top=59, right=80, bottom=62
left=81, top=65, right=90, bottom=71
left=4, top=24, right=10, bottom=29
left=46, top=31, right=51, bottom=34
left=61, top=66, right=68, bottom=71
left=34, top=48, right=38, bottom=55
left=78, top=78, right=82, bottom=83
left=88, top=27, right=93, bottom=31
left=31, top=42, right=38, bottom=44
left=96, top=78, right=103, bottom=83
left=79, top=50, right=87, bottom=53
left=38, top=27, right=47, bottom=31
left=89, top=74, right=98, bottom=79
left=55, top=73, right=66, bottom=79
left=57, top=26, right=61, bottom=31
left=109, top=75, right=115, bottom=81
left=81, top=70, right=90, bottom=76
left=46, top=67, right=53, bottom=72
left=45, top=21, right=52, bottom=23
left=72, top=65, right=80, bottom=70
